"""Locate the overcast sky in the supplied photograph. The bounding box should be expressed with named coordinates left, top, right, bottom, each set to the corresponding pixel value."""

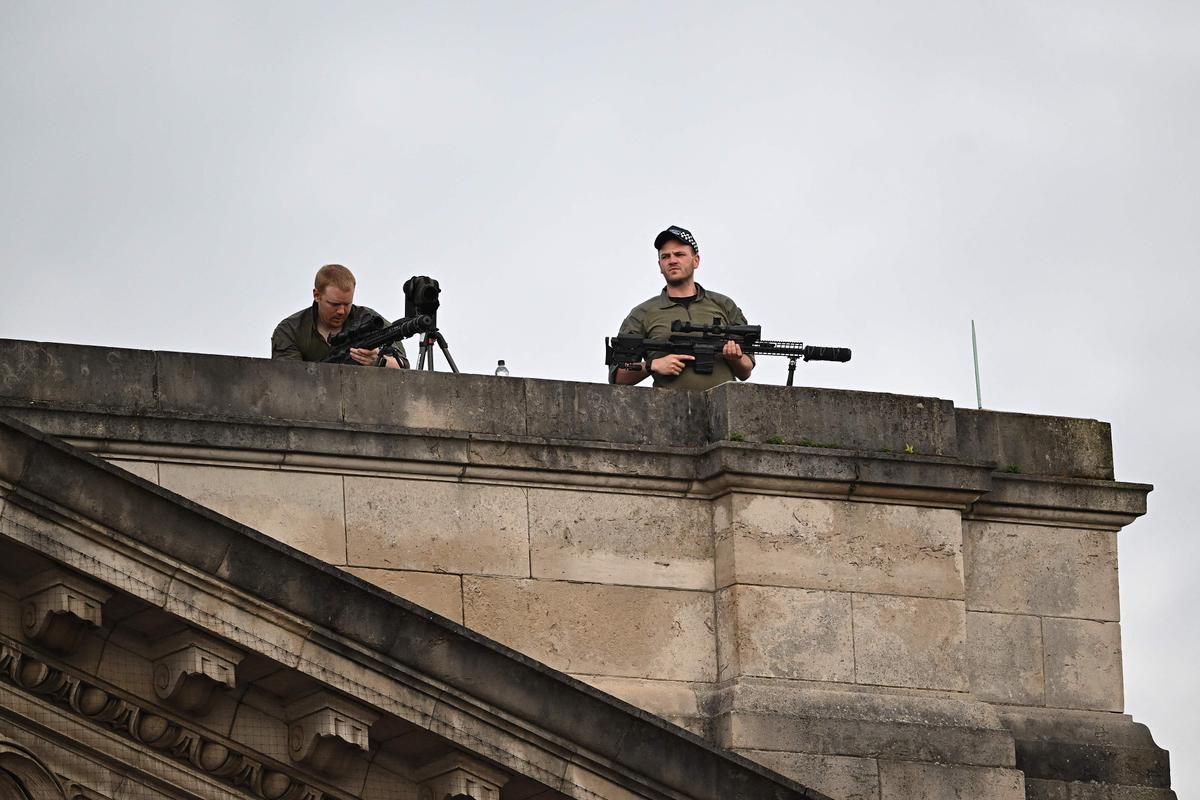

left=2, top=1, right=1197, bottom=793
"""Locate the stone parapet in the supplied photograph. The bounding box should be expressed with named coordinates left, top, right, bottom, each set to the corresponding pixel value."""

left=0, top=338, right=1173, bottom=799
left=0, top=338, right=1137, bottom=474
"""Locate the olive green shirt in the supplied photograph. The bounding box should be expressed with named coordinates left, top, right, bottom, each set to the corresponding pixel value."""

left=611, top=284, right=753, bottom=390
left=271, top=303, right=409, bottom=366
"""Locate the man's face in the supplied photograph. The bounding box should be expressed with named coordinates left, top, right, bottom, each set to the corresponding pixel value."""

left=313, top=284, right=354, bottom=330
left=658, top=240, right=700, bottom=286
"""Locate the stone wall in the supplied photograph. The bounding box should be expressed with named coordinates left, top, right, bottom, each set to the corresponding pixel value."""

left=0, top=339, right=1174, bottom=800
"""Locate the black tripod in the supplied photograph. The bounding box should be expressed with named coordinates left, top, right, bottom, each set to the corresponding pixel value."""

left=416, top=328, right=460, bottom=373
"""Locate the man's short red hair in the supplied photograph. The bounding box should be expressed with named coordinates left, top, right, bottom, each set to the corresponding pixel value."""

left=314, top=264, right=356, bottom=293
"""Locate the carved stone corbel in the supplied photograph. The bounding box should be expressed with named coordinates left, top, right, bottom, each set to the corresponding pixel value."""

left=414, top=752, right=510, bottom=800
left=149, top=629, right=244, bottom=716
left=19, top=569, right=112, bottom=654
left=284, top=690, right=378, bottom=777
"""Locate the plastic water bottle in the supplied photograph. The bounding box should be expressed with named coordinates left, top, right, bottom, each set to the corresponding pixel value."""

left=495, top=359, right=510, bottom=377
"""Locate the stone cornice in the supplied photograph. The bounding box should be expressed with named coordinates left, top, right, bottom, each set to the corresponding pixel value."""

left=2, top=402, right=1154, bottom=541
left=965, top=473, right=1151, bottom=531
left=2, top=395, right=1151, bottom=528
left=693, top=443, right=995, bottom=508
left=57, top=428, right=1147, bottom=524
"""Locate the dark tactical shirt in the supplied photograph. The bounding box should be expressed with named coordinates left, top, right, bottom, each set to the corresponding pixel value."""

left=611, top=283, right=753, bottom=390
left=271, top=303, right=409, bottom=366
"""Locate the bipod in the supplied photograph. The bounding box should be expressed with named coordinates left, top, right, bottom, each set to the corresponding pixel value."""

left=786, top=355, right=799, bottom=387
left=416, top=328, right=460, bottom=374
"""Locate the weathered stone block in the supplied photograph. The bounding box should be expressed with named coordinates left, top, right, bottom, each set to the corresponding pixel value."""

left=1043, top=618, right=1123, bottom=712
left=344, top=477, right=528, bottom=577
left=743, top=750, right=879, bottom=800
left=159, top=464, right=348, bottom=565
left=0, top=339, right=158, bottom=413
left=712, top=680, right=1017, bottom=767
left=524, top=378, right=705, bottom=445
left=1002, top=708, right=1172, bottom=790
left=716, top=585, right=853, bottom=682
left=853, top=594, right=968, bottom=691
left=968, top=611, right=1045, bottom=705
left=344, top=567, right=463, bottom=623
left=342, top=368, right=527, bottom=435
left=1025, top=777, right=1176, bottom=798
left=878, top=760, right=1025, bottom=800
left=965, top=521, right=1119, bottom=621
left=466, top=437, right=695, bottom=484
left=957, top=408, right=1114, bottom=479
left=156, top=350, right=343, bottom=423
left=708, top=383, right=958, bottom=455
left=462, top=577, right=716, bottom=681
left=714, top=494, right=964, bottom=598
left=529, top=488, right=712, bottom=590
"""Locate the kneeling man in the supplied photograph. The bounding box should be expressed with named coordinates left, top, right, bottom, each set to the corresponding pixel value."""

left=271, top=264, right=408, bottom=368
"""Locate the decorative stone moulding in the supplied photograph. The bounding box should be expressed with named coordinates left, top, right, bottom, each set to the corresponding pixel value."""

left=18, top=568, right=112, bottom=654
left=149, top=628, right=244, bottom=716
left=284, top=690, right=379, bottom=777
left=0, top=741, right=69, bottom=800
left=414, top=753, right=510, bottom=800
left=0, top=641, right=329, bottom=800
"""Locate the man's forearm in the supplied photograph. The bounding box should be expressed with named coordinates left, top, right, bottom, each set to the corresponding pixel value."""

left=613, top=366, right=650, bottom=385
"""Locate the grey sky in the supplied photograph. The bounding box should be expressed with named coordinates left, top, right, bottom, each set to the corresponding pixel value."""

left=2, top=1, right=1197, bottom=792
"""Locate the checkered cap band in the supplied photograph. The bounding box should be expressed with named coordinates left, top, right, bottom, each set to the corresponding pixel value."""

left=655, top=225, right=699, bottom=252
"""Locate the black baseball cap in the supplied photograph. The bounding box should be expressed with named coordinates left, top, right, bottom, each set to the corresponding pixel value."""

left=653, top=225, right=699, bottom=252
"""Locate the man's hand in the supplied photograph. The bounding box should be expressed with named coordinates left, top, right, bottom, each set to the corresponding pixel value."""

left=649, top=354, right=696, bottom=377
left=721, top=340, right=754, bottom=380
left=348, top=347, right=379, bottom=366
left=349, top=347, right=402, bottom=368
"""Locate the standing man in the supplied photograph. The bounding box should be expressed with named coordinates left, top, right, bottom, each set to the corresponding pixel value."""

left=271, top=264, right=409, bottom=367
left=610, top=225, right=754, bottom=390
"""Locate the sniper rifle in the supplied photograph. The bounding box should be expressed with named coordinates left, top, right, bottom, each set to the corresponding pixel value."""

left=605, top=318, right=851, bottom=386
left=322, top=313, right=435, bottom=365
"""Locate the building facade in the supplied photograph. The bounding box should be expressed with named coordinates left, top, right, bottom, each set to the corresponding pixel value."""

left=0, top=339, right=1175, bottom=799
